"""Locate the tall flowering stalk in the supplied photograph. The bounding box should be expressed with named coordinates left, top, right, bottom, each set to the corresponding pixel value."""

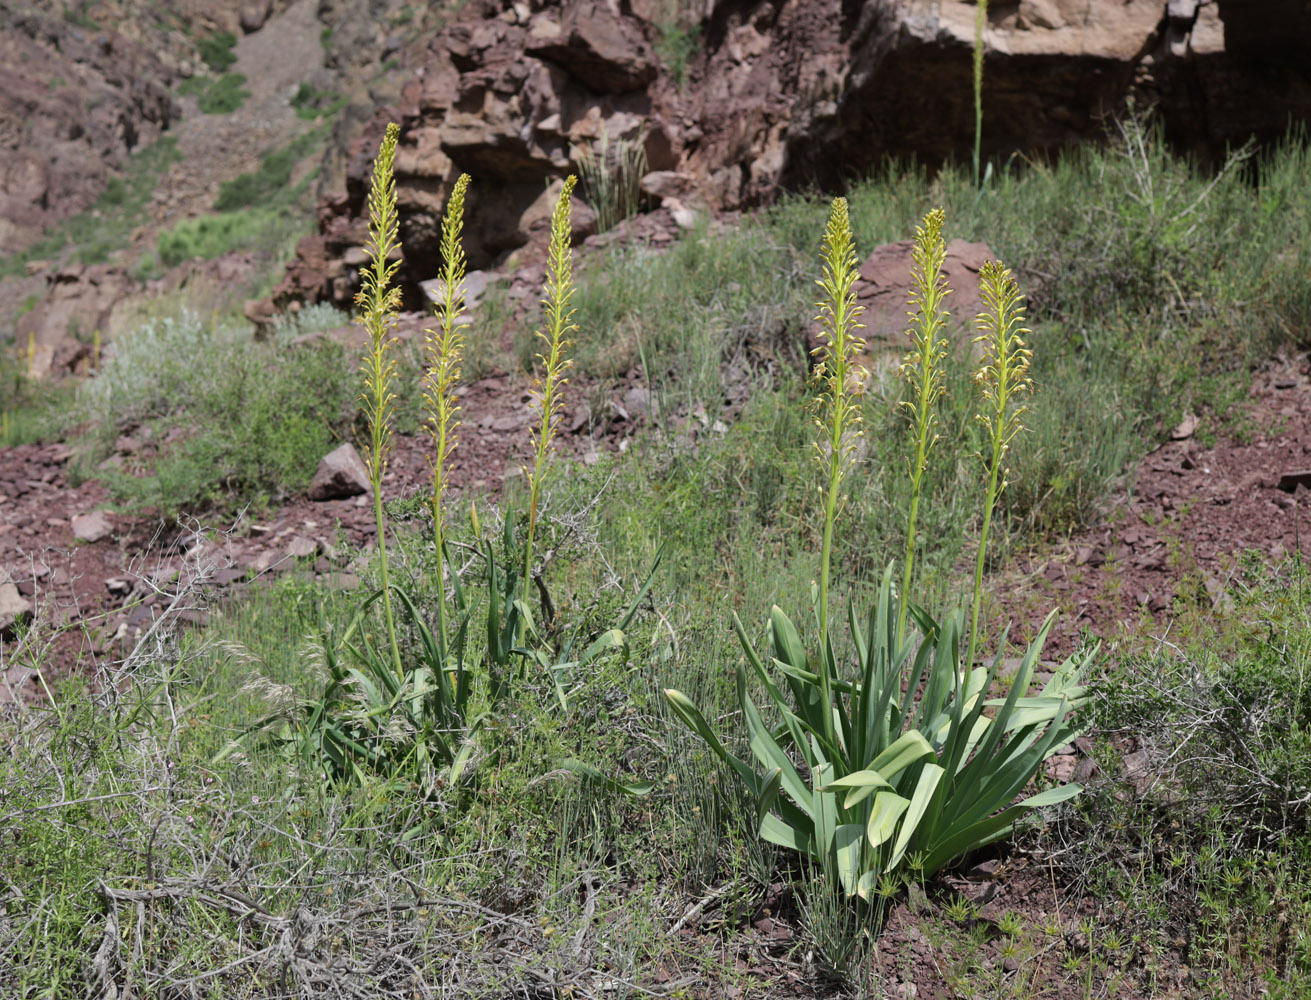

left=812, top=196, right=866, bottom=749
left=972, top=0, right=988, bottom=188
left=357, top=122, right=404, bottom=681
left=424, top=172, right=472, bottom=653
left=897, top=209, right=950, bottom=646
left=967, top=260, right=1033, bottom=672
left=523, top=177, right=579, bottom=592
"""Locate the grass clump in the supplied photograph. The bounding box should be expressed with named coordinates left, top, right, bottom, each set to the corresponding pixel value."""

left=214, top=127, right=328, bottom=212
left=574, top=128, right=647, bottom=233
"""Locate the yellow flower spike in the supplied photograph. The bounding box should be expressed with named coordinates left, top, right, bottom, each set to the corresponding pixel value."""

left=812, top=195, right=865, bottom=753
left=966, top=258, right=1033, bottom=672
left=357, top=121, right=405, bottom=680
left=897, top=207, right=951, bottom=645
left=523, top=176, right=579, bottom=594
left=424, top=172, right=472, bottom=651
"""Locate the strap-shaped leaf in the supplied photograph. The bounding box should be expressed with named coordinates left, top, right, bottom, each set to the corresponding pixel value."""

left=923, top=782, right=1082, bottom=874
left=869, top=730, right=934, bottom=783
left=867, top=790, right=910, bottom=848
left=885, top=762, right=945, bottom=872
left=834, top=824, right=865, bottom=896
left=580, top=628, right=626, bottom=664
left=757, top=767, right=783, bottom=830
left=771, top=606, right=808, bottom=670
left=761, top=811, right=815, bottom=856
left=561, top=758, right=655, bottom=796
left=738, top=667, right=814, bottom=811
left=615, top=543, right=664, bottom=631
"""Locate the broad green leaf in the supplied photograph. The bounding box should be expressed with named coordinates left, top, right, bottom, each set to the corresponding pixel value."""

left=886, top=763, right=944, bottom=872
left=867, top=790, right=910, bottom=848
left=834, top=824, right=865, bottom=896
left=869, top=730, right=934, bottom=783
left=761, top=812, right=815, bottom=855
left=757, top=767, right=783, bottom=830
left=771, top=606, right=808, bottom=671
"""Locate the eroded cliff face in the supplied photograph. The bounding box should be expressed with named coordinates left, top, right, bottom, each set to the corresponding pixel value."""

left=260, top=0, right=1311, bottom=310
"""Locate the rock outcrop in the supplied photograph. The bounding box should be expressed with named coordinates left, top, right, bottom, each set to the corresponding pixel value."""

left=255, top=0, right=1310, bottom=313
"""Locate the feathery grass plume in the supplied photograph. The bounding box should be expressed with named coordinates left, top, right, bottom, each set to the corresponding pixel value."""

left=812, top=196, right=865, bottom=745
left=424, top=172, right=472, bottom=652
left=26, top=332, right=36, bottom=377
left=972, top=0, right=988, bottom=188
left=897, top=208, right=950, bottom=646
left=967, top=259, right=1033, bottom=671
left=356, top=121, right=404, bottom=680
left=524, top=176, right=579, bottom=592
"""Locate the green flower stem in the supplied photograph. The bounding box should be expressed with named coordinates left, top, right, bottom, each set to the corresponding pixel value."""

left=897, top=210, right=949, bottom=648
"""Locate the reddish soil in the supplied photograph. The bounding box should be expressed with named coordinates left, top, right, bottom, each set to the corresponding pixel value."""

left=994, top=351, right=1311, bottom=660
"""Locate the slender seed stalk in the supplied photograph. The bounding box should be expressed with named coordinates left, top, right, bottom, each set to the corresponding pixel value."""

left=424, top=173, right=472, bottom=654
left=897, top=209, right=950, bottom=648
left=812, top=197, right=865, bottom=750
left=357, top=122, right=405, bottom=681
left=973, top=0, right=988, bottom=189
left=524, top=177, right=579, bottom=595
left=967, top=260, right=1033, bottom=672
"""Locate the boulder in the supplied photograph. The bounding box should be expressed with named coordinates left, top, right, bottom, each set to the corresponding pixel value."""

left=308, top=443, right=371, bottom=501
left=524, top=1, right=657, bottom=92
left=239, top=0, right=271, bottom=33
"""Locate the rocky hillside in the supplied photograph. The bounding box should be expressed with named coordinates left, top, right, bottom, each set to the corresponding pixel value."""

left=260, top=0, right=1311, bottom=315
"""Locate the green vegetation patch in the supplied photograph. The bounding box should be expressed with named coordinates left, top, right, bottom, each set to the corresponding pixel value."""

left=196, top=30, right=237, bottom=72
left=289, top=80, right=346, bottom=121
left=178, top=71, right=250, bottom=114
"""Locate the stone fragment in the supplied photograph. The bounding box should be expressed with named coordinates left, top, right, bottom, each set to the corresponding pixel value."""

left=72, top=510, right=112, bottom=543
left=0, top=583, right=30, bottom=637
left=307, top=443, right=370, bottom=501
left=286, top=536, right=318, bottom=559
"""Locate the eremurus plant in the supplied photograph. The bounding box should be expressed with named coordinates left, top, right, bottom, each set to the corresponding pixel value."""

left=664, top=205, right=1093, bottom=898
left=523, top=177, right=579, bottom=596
left=425, top=171, right=472, bottom=653
left=356, top=121, right=404, bottom=681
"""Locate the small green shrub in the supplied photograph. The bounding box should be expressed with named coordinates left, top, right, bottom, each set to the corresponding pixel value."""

left=75, top=308, right=353, bottom=516
left=197, top=31, right=237, bottom=72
